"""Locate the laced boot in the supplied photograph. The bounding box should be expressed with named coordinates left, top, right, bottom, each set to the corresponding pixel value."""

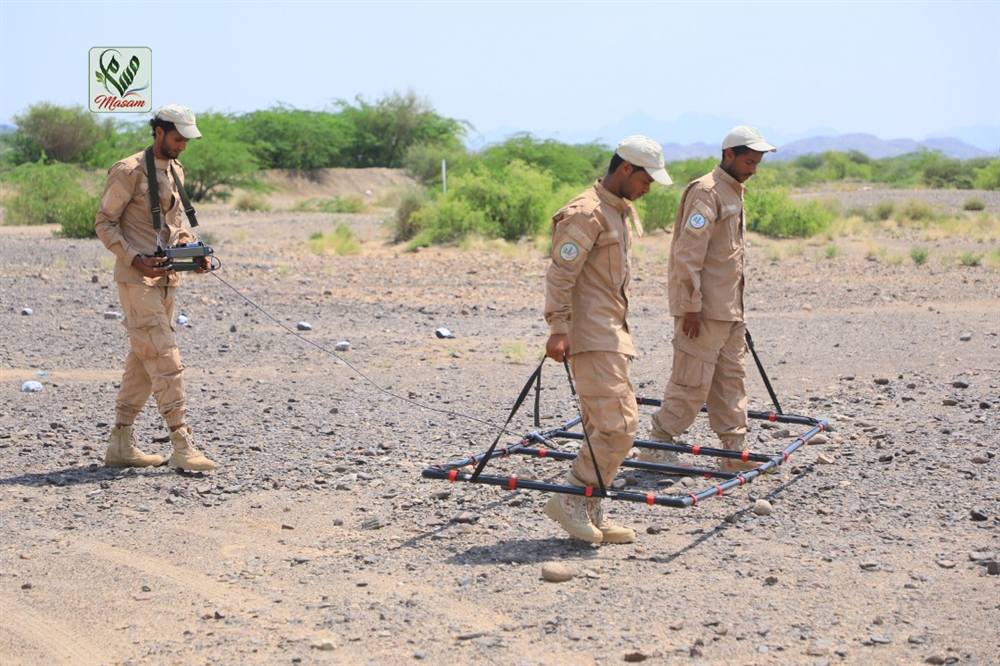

left=105, top=425, right=163, bottom=468
left=719, top=435, right=760, bottom=472
left=637, top=426, right=691, bottom=467
left=168, top=426, right=217, bottom=471
left=585, top=498, right=635, bottom=544
left=543, top=473, right=602, bottom=543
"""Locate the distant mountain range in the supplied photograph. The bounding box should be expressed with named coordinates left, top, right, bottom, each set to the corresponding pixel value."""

left=660, top=133, right=994, bottom=162
left=470, top=112, right=1000, bottom=161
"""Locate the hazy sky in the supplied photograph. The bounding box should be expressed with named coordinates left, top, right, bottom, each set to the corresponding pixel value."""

left=1, top=1, right=998, bottom=147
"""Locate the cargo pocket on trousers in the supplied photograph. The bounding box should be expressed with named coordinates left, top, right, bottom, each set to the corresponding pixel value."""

left=128, top=314, right=174, bottom=361
left=670, top=351, right=712, bottom=391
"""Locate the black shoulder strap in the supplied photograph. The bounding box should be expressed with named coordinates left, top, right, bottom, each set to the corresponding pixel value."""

left=143, top=146, right=161, bottom=231
left=170, top=162, right=199, bottom=228
left=144, top=146, right=199, bottom=230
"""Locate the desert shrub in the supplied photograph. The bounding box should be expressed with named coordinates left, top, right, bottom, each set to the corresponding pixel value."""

left=234, top=193, right=271, bottom=212
left=408, top=161, right=553, bottom=245
left=874, top=201, right=895, bottom=221
left=983, top=247, right=1000, bottom=271
left=391, top=189, right=426, bottom=242
left=962, top=197, right=986, bottom=212
left=745, top=187, right=834, bottom=238
left=307, top=224, right=360, bottom=255
left=824, top=244, right=839, bottom=259
left=407, top=197, right=487, bottom=247
left=910, top=245, right=930, bottom=265
left=1, top=162, right=101, bottom=237
left=959, top=251, right=983, bottom=267
left=973, top=160, right=1000, bottom=190
left=900, top=199, right=938, bottom=222
left=291, top=197, right=365, bottom=213
left=636, top=186, right=681, bottom=232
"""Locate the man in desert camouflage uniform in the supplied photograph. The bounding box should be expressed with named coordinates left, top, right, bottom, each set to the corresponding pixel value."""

left=640, top=126, right=776, bottom=473
left=543, top=136, right=671, bottom=544
left=95, top=104, right=216, bottom=472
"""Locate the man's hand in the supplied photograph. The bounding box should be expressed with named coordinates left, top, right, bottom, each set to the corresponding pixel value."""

left=682, top=312, right=702, bottom=339
left=194, top=256, right=211, bottom=274
left=546, top=334, right=570, bottom=363
left=132, top=254, right=174, bottom=279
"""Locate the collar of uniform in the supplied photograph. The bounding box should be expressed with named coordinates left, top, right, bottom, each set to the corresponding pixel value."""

left=712, top=165, right=745, bottom=195
left=153, top=156, right=174, bottom=170
left=593, top=179, right=631, bottom=213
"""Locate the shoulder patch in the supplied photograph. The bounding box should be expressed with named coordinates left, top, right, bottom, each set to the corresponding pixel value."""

left=558, top=242, right=580, bottom=262
left=687, top=213, right=707, bottom=230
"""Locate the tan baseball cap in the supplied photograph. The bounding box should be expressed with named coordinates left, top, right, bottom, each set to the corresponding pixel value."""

left=154, top=104, right=202, bottom=139
left=616, top=135, right=672, bottom=185
left=722, top=125, right=776, bottom=152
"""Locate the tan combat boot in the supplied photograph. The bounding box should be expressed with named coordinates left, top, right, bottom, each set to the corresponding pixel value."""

left=168, top=426, right=217, bottom=471
left=544, top=473, right=602, bottom=543
left=637, top=426, right=691, bottom=467
left=105, top=425, right=163, bottom=468
left=719, top=435, right=760, bottom=472
left=585, top=498, right=635, bottom=544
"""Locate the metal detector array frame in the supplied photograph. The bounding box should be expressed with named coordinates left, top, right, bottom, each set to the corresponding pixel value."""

left=422, top=332, right=828, bottom=509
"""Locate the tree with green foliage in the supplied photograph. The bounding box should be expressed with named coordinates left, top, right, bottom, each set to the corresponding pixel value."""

left=10, top=103, right=104, bottom=164
left=179, top=112, right=261, bottom=201
left=237, top=106, right=354, bottom=170
left=479, top=134, right=608, bottom=187
left=402, top=141, right=473, bottom=187
left=80, top=118, right=150, bottom=170
left=973, top=159, right=1000, bottom=190
left=335, top=90, right=469, bottom=168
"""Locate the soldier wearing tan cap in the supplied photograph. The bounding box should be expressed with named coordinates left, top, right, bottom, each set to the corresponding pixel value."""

left=94, top=104, right=217, bottom=472
left=641, top=126, right=776, bottom=472
left=542, top=136, right=671, bottom=543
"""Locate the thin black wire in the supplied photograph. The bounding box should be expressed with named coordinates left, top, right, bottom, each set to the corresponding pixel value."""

left=209, top=271, right=525, bottom=437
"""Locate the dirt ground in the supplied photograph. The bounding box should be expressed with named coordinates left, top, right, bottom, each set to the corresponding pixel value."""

left=1, top=171, right=998, bottom=666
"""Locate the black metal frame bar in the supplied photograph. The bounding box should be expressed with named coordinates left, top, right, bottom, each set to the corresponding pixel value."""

left=422, top=398, right=828, bottom=509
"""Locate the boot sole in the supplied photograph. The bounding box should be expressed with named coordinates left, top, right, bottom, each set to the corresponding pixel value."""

left=104, top=460, right=163, bottom=468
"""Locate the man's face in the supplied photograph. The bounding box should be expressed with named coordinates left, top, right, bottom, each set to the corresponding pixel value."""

left=722, top=148, right=766, bottom=183
left=155, top=127, right=191, bottom=160
left=620, top=164, right=655, bottom=201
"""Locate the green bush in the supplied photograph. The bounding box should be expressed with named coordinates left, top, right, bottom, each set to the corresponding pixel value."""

left=874, top=201, right=895, bottom=221
left=406, top=161, right=554, bottom=245
left=900, top=199, right=937, bottom=222
left=391, top=189, right=426, bottom=242
left=664, top=157, right=717, bottom=187
left=962, top=197, right=986, bottom=212
left=407, top=197, right=486, bottom=247
left=910, top=245, right=930, bottom=265
left=234, top=193, right=271, bottom=211
left=959, top=251, right=983, bottom=267
left=973, top=160, right=1000, bottom=190
left=479, top=134, right=608, bottom=187
left=403, top=142, right=473, bottom=187
left=636, top=185, right=680, bottom=232
left=1, top=162, right=100, bottom=237
left=745, top=187, right=834, bottom=238
left=307, top=224, right=360, bottom=255
left=291, top=197, right=365, bottom=213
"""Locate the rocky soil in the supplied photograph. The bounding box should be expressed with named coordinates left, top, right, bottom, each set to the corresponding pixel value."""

left=1, top=181, right=998, bottom=666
